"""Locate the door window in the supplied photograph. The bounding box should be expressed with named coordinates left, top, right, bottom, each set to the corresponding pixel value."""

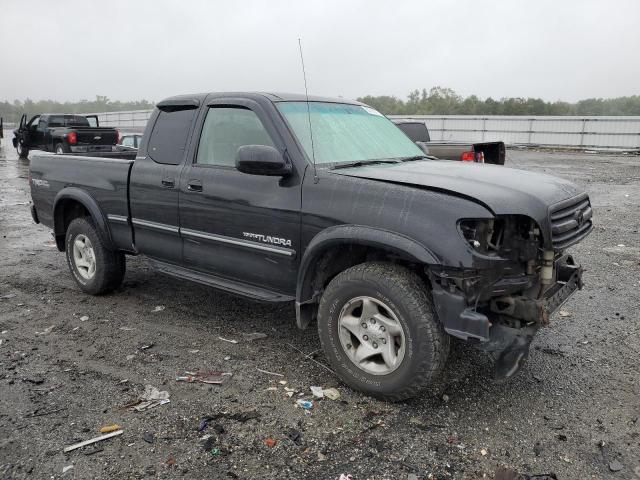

left=196, top=107, right=275, bottom=167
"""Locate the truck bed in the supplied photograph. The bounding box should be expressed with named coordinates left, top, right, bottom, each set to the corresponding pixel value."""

left=30, top=153, right=135, bottom=250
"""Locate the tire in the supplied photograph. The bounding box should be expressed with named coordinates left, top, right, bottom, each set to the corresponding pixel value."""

left=317, top=262, right=449, bottom=401
left=16, top=142, right=29, bottom=159
left=65, top=217, right=125, bottom=295
left=55, top=143, right=68, bottom=154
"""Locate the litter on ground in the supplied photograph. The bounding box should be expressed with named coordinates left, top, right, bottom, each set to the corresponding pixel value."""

left=64, top=430, right=124, bottom=453
left=176, top=370, right=232, bottom=385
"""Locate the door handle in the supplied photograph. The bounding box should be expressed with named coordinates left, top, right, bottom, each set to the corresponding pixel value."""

left=161, top=178, right=175, bottom=188
left=187, top=180, right=203, bottom=192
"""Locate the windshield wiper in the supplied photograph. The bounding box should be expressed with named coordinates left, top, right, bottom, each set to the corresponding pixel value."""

left=397, top=155, right=436, bottom=162
left=331, top=159, right=401, bottom=170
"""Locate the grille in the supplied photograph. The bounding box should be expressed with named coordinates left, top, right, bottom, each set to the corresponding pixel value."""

left=549, top=193, right=593, bottom=250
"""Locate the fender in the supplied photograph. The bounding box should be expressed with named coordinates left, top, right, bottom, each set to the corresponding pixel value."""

left=53, top=187, right=114, bottom=251
left=295, top=224, right=440, bottom=328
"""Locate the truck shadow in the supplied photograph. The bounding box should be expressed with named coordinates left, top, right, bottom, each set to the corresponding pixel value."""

left=120, top=258, right=519, bottom=407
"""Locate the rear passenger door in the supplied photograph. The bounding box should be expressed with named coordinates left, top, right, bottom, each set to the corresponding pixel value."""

left=178, top=98, right=302, bottom=296
left=129, top=106, right=198, bottom=264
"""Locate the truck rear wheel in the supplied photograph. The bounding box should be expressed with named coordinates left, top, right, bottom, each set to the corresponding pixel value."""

left=17, top=142, right=29, bottom=158
left=317, top=262, right=449, bottom=401
left=55, top=143, right=68, bottom=154
left=65, top=217, right=125, bottom=295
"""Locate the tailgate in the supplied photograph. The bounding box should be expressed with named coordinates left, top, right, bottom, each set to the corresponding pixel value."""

left=74, top=128, right=119, bottom=145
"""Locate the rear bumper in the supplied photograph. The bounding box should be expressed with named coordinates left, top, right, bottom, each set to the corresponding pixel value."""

left=70, top=144, right=114, bottom=153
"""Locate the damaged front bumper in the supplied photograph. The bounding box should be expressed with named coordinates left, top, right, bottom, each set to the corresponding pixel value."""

left=431, top=255, right=583, bottom=378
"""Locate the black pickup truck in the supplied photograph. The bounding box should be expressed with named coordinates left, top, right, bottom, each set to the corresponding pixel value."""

left=13, top=113, right=119, bottom=158
left=28, top=93, right=592, bottom=400
left=393, top=119, right=506, bottom=165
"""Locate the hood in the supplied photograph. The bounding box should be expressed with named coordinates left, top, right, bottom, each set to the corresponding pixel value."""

left=331, top=160, right=583, bottom=223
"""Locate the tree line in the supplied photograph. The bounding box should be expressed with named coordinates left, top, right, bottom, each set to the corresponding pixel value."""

left=0, top=96, right=154, bottom=124
left=357, top=87, right=640, bottom=116
left=1, top=89, right=640, bottom=124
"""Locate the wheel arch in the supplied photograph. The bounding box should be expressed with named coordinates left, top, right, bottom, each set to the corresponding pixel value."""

left=53, top=188, right=114, bottom=252
left=295, top=225, right=439, bottom=329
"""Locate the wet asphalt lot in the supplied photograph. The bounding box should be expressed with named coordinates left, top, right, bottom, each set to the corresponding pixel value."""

left=0, top=132, right=639, bottom=479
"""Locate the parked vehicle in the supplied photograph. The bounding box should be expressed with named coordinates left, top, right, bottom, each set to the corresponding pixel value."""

left=393, top=119, right=506, bottom=165
left=28, top=93, right=592, bottom=400
left=115, top=133, right=144, bottom=151
left=12, top=114, right=119, bottom=158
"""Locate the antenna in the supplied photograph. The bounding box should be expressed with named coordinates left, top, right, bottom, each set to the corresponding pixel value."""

left=298, top=38, right=318, bottom=182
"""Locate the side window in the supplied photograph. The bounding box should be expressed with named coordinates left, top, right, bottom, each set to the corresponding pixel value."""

left=196, top=107, right=275, bottom=167
left=147, top=108, right=197, bottom=165
left=122, top=136, right=135, bottom=147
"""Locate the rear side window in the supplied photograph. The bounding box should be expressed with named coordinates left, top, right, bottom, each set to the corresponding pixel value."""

left=148, top=108, right=197, bottom=165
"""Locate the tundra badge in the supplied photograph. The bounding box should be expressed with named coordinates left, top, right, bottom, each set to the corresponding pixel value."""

left=243, top=232, right=292, bottom=247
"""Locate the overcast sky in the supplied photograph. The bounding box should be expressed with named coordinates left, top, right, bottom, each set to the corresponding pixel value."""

left=1, top=0, right=638, bottom=103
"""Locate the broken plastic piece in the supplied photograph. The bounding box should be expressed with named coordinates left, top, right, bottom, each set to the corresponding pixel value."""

left=99, top=424, right=121, bottom=434
left=218, top=336, right=238, bottom=344
left=323, top=388, right=340, bottom=400
left=296, top=399, right=313, bottom=410
left=176, top=371, right=232, bottom=385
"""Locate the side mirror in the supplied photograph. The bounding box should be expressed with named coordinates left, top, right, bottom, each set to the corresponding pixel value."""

left=236, top=145, right=291, bottom=176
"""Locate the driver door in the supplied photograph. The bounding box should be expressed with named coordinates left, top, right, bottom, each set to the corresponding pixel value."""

left=20, top=115, right=41, bottom=148
left=178, top=99, right=302, bottom=296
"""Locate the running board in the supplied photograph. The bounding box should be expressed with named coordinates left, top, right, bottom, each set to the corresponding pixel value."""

left=149, top=259, right=294, bottom=303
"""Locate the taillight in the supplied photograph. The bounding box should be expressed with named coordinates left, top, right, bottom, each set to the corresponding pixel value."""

left=67, top=132, right=77, bottom=145
left=115, top=130, right=119, bottom=144
left=461, top=151, right=475, bottom=161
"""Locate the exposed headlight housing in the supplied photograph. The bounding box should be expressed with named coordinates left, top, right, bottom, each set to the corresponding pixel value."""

left=458, top=216, right=541, bottom=259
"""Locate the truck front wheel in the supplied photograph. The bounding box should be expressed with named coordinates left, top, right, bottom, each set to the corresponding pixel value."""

left=16, top=142, right=29, bottom=159
left=65, top=217, right=125, bottom=295
left=317, top=262, right=449, bottom=401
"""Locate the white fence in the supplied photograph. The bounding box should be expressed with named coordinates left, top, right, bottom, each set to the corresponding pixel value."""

left=90, top=110, right=152, bottom=130
left=91, top=110, right=640, bottom=151
left=390, top=115, right=640, bottom=151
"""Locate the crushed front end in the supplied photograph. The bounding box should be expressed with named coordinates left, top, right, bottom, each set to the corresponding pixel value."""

left=429, top=194, right=593, bottom=379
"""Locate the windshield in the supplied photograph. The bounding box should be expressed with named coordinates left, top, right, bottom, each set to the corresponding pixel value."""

left=277, top=102, right=423, bottom=165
